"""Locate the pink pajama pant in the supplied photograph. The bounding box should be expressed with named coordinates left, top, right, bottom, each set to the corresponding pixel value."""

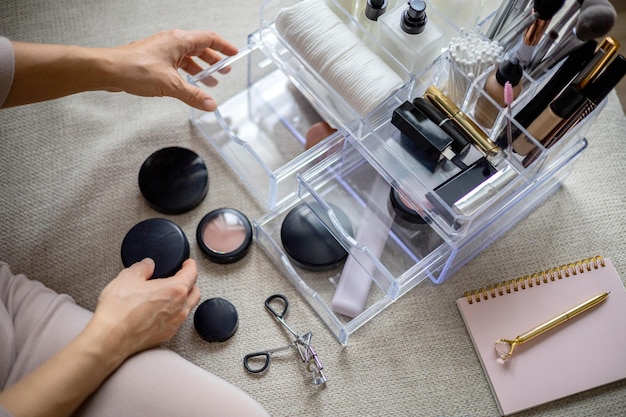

left=0, top=262, right=268, bottom=417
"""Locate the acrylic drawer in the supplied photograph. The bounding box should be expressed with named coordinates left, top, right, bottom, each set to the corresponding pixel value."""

left=254, top=133, right=586, bottom=344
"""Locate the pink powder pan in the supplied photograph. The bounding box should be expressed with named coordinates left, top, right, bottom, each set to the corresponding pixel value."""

left=196, top=208, right=253, bottom=264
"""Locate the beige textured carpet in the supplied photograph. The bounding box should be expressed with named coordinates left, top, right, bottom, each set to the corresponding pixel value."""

left=1, top=0, right=625, bottom=416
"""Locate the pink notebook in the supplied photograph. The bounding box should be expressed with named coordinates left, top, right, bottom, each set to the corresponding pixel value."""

left=456, top=256, right=626, bottom=416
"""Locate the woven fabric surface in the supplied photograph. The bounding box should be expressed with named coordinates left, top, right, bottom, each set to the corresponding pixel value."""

left=1, top=0, right=625, bottom=416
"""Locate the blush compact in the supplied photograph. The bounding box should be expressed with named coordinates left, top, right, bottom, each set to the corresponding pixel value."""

left=196, top=208, right=253, bottom=264
left=389, top=187, right=427, bottom=225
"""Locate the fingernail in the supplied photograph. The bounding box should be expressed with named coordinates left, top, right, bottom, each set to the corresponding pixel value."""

left=141, top=258, right=155, bottom=266
left=202, top=98, right=216, bottom=111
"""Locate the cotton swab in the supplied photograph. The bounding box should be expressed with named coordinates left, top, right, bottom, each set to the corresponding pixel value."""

left=447, top=28, right=503, bottom=103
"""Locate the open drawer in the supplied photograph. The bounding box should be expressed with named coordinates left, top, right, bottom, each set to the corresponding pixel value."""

left=254, top=136, right=585, bottom=344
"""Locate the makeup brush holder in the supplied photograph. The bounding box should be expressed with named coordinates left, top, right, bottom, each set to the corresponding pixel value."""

left=189, top=0, right=607, bottom=344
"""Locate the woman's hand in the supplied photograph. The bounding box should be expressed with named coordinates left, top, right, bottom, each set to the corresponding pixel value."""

left=0, top=259, right=201, bottom=417
left=105, top=30, right=238, bottom=111
left=92, top=258, right=201, bottom=358
left=5, top=30, right=238, bottom=109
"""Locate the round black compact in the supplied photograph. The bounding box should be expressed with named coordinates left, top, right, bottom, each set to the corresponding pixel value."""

left=138, top=147, right=209, bottom=214
left=196, top=208, right=253, bottom=264
left=280, top=202, right=353, bottom=272
left=194, top=297, right=239, bottom=342
left=389, top=188, right=426, bottom=225
left=120, top=218, right=190, bottom=279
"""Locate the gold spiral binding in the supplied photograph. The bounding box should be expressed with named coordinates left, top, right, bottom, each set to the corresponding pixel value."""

left=463, top=256, right=605, bottom=305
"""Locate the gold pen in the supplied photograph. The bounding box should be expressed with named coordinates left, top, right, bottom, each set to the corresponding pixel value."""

left=495, top=291, right=609, bottom=361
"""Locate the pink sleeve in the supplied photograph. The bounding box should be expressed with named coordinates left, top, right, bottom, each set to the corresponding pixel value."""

left=0, top=37, right=15, bottom=107
left=0, top=405, right=14, bottom=417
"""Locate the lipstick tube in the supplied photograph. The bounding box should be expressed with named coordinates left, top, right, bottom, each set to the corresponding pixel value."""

left=391, top=101, right=456, bottom=166
left=424, top=86, right=501, bottom=159
left=575, top=37, right=620, bottom=89
left=453, top=165, right=519, bottom=216
left=412, top=97, right=470, bottom=155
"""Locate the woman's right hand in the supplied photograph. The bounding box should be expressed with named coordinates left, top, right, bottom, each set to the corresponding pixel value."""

left=92, top=258, right=201, bottom=359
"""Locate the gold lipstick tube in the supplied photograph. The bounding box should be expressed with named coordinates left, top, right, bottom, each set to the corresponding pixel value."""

left=424, top=86, right=501, bottom=159
left=577, top=37, right=620, bottom=89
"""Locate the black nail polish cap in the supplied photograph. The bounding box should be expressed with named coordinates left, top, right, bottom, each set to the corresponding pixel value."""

left=365, top=0, right=388, bottom=21
left=401, top=0, right=428, bottom=34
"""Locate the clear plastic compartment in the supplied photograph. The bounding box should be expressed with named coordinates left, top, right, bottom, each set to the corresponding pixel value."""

left=190, top=32, right=347, bottom=209
left=188, top=0, right=417, bottom=209
left=189, top=0, right=607, bottom=343
left=460, top=54, right=607, bottom=177
left=254, top=140, right=449, bottom=344
left=254, top=133, right=587, bottom=344
left=258, top=0, right=414, bottom=127
left=373, top=52, right=605, bottom=235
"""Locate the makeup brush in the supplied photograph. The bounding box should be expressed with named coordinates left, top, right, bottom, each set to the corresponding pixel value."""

left=486, top=0, right=532, bottom=40
left=547, top=0, right=584, bottom=34
left=527, top=30, right=558, bottom=71
left=513, top=0, right=566, bottom=63
left=526, top=0, right=584, bottom=71
left=530, top=0, right=616, bottom=78
left=496, top=0, right=565, bottom=53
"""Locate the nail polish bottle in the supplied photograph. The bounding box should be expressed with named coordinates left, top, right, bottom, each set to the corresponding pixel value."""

left=379, top=0, right=444, bottom=74
left=364, top=0, right=387, bottom=20
left=333, top=0, right=400, bottom=39
left=427, top=0, right=484, bottom=29
left=333, top=0, right=367, bottom=16
left=474, top=57, right=523, bottom=129
left=359, top=0, right=389, bottom=34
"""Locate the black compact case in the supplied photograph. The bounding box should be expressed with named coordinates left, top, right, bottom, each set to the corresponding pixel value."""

left=138, top=147, right=209, bottom=214
left=120, top=218, right=190, bottom=279
left=426, top=158, right=497, bottom=223
left=280, top=202, right=353, bottom=272
left=392, top=100, right=456, bottom=171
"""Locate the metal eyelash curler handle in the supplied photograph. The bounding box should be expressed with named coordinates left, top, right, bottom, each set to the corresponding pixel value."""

left=265, top=294, right=306, bottom=344
left=243, top=343, right=296, bottom=374
left=264, top=294, right=289, bottom=319
left=253, top=294, right=328, bottom=385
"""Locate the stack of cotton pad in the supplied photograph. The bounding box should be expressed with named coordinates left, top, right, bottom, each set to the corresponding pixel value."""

left=275, top=0, right=405, bottom=116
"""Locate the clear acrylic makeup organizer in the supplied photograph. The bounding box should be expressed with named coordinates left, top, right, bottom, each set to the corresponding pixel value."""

left=189, top=0, right=606, bottom=344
